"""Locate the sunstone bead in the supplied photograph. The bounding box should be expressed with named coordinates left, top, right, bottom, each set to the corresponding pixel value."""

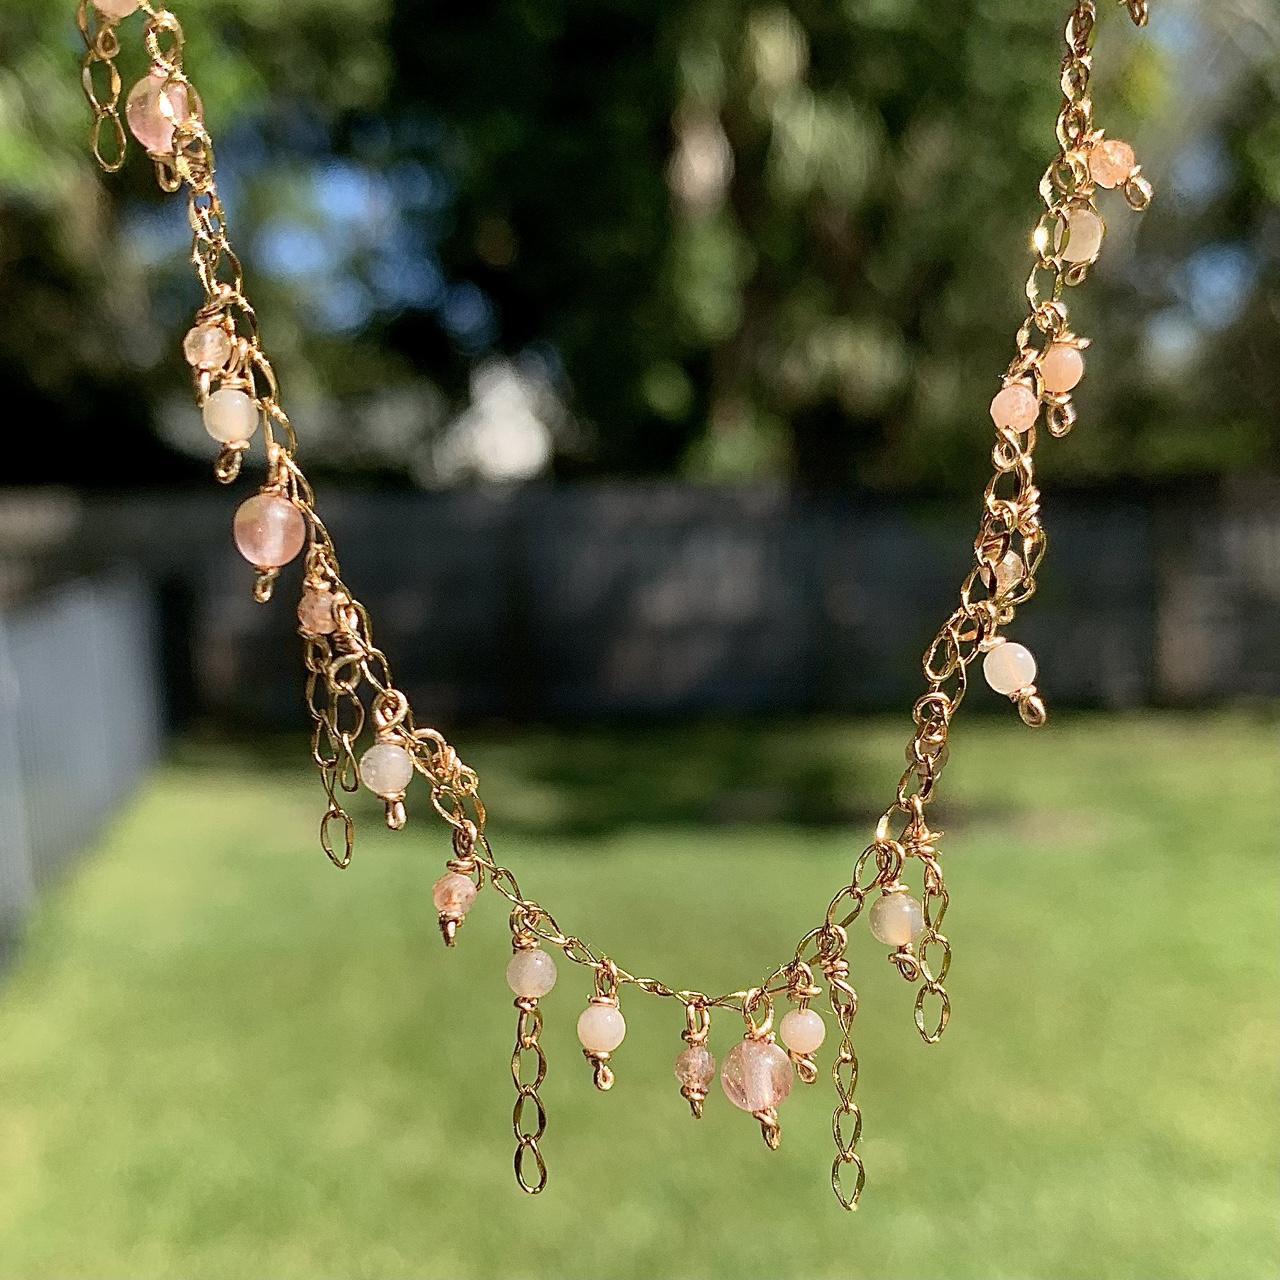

left=720, top=1039, right=792, bottom=1113
left=125, top=71, right=193, bottom=155
left=233, top=494, right=305, bottom=569
left=989, top=382, right=1039, bottom=434
left=577, top=1003, right=626, bottom=1053
left=1055, top=206, right=1104, bottom=264
left=1041, top=344, right=1084, bottom=394
left=674, top=1044, right=716, bottom=1089
left=1090, top=138, right=1135, bottom=189
left=359, top=742, right=415, bottom=797
left=297, top=588, right=338, bottom=636
left=983, top=639, right=1037, bottom=695
left=202, top=388, right=259, bottom=444
left=92, top=0, right=141, bottom=17
left=869, top=892, right=925, bottom=947
left=433, top=871, right=478, bottom=919
left=993, top=549, right=1023, bottom=597
left=506, top=948, right=558, bottom=998
left=183, top=323, right=232, bottom=371
left=779, top=1008, right=826, bottom=1055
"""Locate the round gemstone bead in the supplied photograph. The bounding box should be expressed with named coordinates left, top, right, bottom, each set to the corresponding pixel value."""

left=720, top=1039, right=793, bottom=1114
left=433, top=872, right=478, bottom=919
left=202, top=388, right=259, bottom=444
left=869, top=893, right=926, bottom=947
left=233, top=493, right=306, bottom=569
left=674, top=1044, right=716, bottom=1089
left=92, top=0, right=141, bottom=17
left=126, top=71, right=193, bottom=155
left=993, top=549, right=1023, bottom=597
left=183, top=323, right=232, bottom=371
left=506, top=948, right=558, bottom=998
left=1090, top=138, right=1136, bottom=189
left=1041, top=344, right=1084, bottom=394
left=577, top=1003, right=626, bottom=1053
left=779, top=1008, right=826, bottom=1055
left=983, top=640, right=1037, bottom=695
left=989, top=382, right=1039, bottom=434
left=1055, top=206, right=1104, bottom=263
left=359, top=742, right=415, bottom=797
left=297, top=588, right=338, bottom=636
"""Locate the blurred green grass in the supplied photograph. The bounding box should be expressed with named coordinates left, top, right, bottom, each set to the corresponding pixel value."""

left=0, top=711, right=1276, bottom=1280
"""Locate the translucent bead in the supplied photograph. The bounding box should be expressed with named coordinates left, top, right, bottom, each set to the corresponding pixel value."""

left=674, top=1044, right=716, bottom=1089
left=1090, top=138, right=1135, bottom=189
left=433, top=872, right=478, bottom=919
left=869, top=892, right=925, bottom=947
left=993, top=549, right=1023, bottom=597
left=359, top=742, right=415, bottom=797
left=125, top=71, right=193, bottom=155
left=297, top=588, right=338, bottom=636
left=92, top=0, right=140, bottom=17
left=720, top=1039, right=792, bottom=1113
left=779, top=1008, right=826, bottom=1055
left=983, top=640, right=1037, bottom=695
left=183, top=323, right=232, bottom=372
left=577, top=1003, right=626, bottom=1053
left=506, top=948, right=558, bottom=998
left=989, top=382, right=1039, bottom=434
left=202, top=388, right=258, bottom=444
left=1055, top=206, right=1104, bottom=264
left=1041, top=344, right=1084, bottom=394
left=232, top=493, right=306, bottom=569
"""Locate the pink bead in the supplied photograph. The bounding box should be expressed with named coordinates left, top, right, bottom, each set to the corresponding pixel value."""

left=1090, top=139, right=1136, bottom=190
left=433, top=872, right=478, bottom=918
left=720, top=1039, right=792, bottom=1113
left=675, top=1044, right=716, bottom=1089
left=989, top=382, right=1039, bottom=433
left=92, top=0, right=140, bottom=17
left=183, top=323, right=231, bottom=371
left=233, top=494, right=306, bottom=568
left=1041, top=344, right=1085, bottom=395
left=297, top=589, right=338, bottom=635
left=126, top=72, right=193, bottom=156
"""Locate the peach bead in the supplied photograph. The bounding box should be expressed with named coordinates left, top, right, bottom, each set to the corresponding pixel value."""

left=675, top=1044, right=716, bottom=1089
left=297, top=588, right=338, bottom=636
left=577, top=1003, right=626, bottom=1053
left=126, top=71, right=193, bottom=155
left=1090, top=139, right=1135, bottom=189
left=779, top=1008, right=826, bottom=1055
left=92, top=0, right=140, bottom=17
left=359, top=742, right=415, bottom=797
left=433, top=872, right=478, bottom=919
left=869, top=893, right=925, bottom=947
left=983, top=640, right=1037, bottom=695
left=720, top=1039, right=792, bottom=1113
left=1041, top=344, right=1084, bottom=394
left=989, top=382, right=1039, bottom=433
left=202, top=388, right=259, bottom=444
left=233, top=494, right=306, bottom=568
left=1056, top=206, right=1104, bottom=263
left=183, top=323, right=232, bottom=372
left=506, top=948, right=558, bottom=998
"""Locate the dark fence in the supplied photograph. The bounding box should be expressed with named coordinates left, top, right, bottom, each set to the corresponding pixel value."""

left=2, top=483, right=1275, bottom=730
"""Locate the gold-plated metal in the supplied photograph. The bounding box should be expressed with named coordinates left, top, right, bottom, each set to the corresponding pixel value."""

left=78, top=0, right=1155, bottom=1211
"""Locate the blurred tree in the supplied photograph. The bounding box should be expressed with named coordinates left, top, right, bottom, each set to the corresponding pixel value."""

left=0, top=0, right=1275, bottom=491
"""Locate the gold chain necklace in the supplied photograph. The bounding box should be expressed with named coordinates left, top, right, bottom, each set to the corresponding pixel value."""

left=77, top=0, right=1155, bottom=1210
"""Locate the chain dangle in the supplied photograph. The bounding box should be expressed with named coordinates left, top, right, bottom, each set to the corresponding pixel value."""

left=79, top=0, right=1154, bottom=1209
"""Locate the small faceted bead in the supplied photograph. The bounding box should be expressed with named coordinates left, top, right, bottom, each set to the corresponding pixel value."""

left=297, top=588, right=338, bottom=636
left=92, top=0, right=140, bottom=17
left=359, top=742, right=415, bottom=797
left=1041, top=343, right=1084, bottom=394
left=126, top=71, right=193, bottom=155
left=983, top=640, right=1038, bottom=695
left=202, top=388, right=259, bottom=444
left=674, top=1044, right=716, bottom=1089
left=989, top=382, right=1039, bottom=434
left=506, top=948, right=558, bottom=998
left=779, top=1008, right=826, bottom=1056
left=1055, top=206, right=1104, bottom=263
left=183, top=323, right=232, bottom=371
left=577, top=1003, right=626, bottom=1053
left=869, top=892, right=925, bottom=947
left=993, top=550, right=1023, bottom=597
left=433, top=872, right=478, bottom=920
left=233, top=493, right=306, bottom=568
left=720, top=1039, right=793, bottom=1113
left=1090, top=138, right=1136, bottom=189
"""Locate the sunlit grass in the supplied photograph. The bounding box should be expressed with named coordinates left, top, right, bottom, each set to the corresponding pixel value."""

left=0, top=711, right=1276, bottom=1279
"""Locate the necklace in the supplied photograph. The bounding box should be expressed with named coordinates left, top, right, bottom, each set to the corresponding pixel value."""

left=77, top=0, right=1156, bottom=1211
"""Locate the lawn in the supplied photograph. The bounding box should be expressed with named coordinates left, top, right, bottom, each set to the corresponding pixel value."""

left=0, top=712, right=1276, bottom=1280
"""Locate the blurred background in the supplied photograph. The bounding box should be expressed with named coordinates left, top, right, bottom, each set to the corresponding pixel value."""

left=0, top=1, right=1277, bottom=1277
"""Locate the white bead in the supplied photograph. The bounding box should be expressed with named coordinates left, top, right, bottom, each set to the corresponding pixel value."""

left=359, top=742, right=415, bottom=797
left=202, top=388, right=259, bottom=444
left=983, top=640, right=1037, bottom=695
left=577, top=1003, right=626, bottom=1053
left=779, top=1008, right=826, bottom=1055
left=92, top=0, right=140, bottom=17
left=869, top=893, right=925, bottom=947
left=506, top=949, right=558, bottom=998
left=1056, top=207, right=1104, bottom=264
